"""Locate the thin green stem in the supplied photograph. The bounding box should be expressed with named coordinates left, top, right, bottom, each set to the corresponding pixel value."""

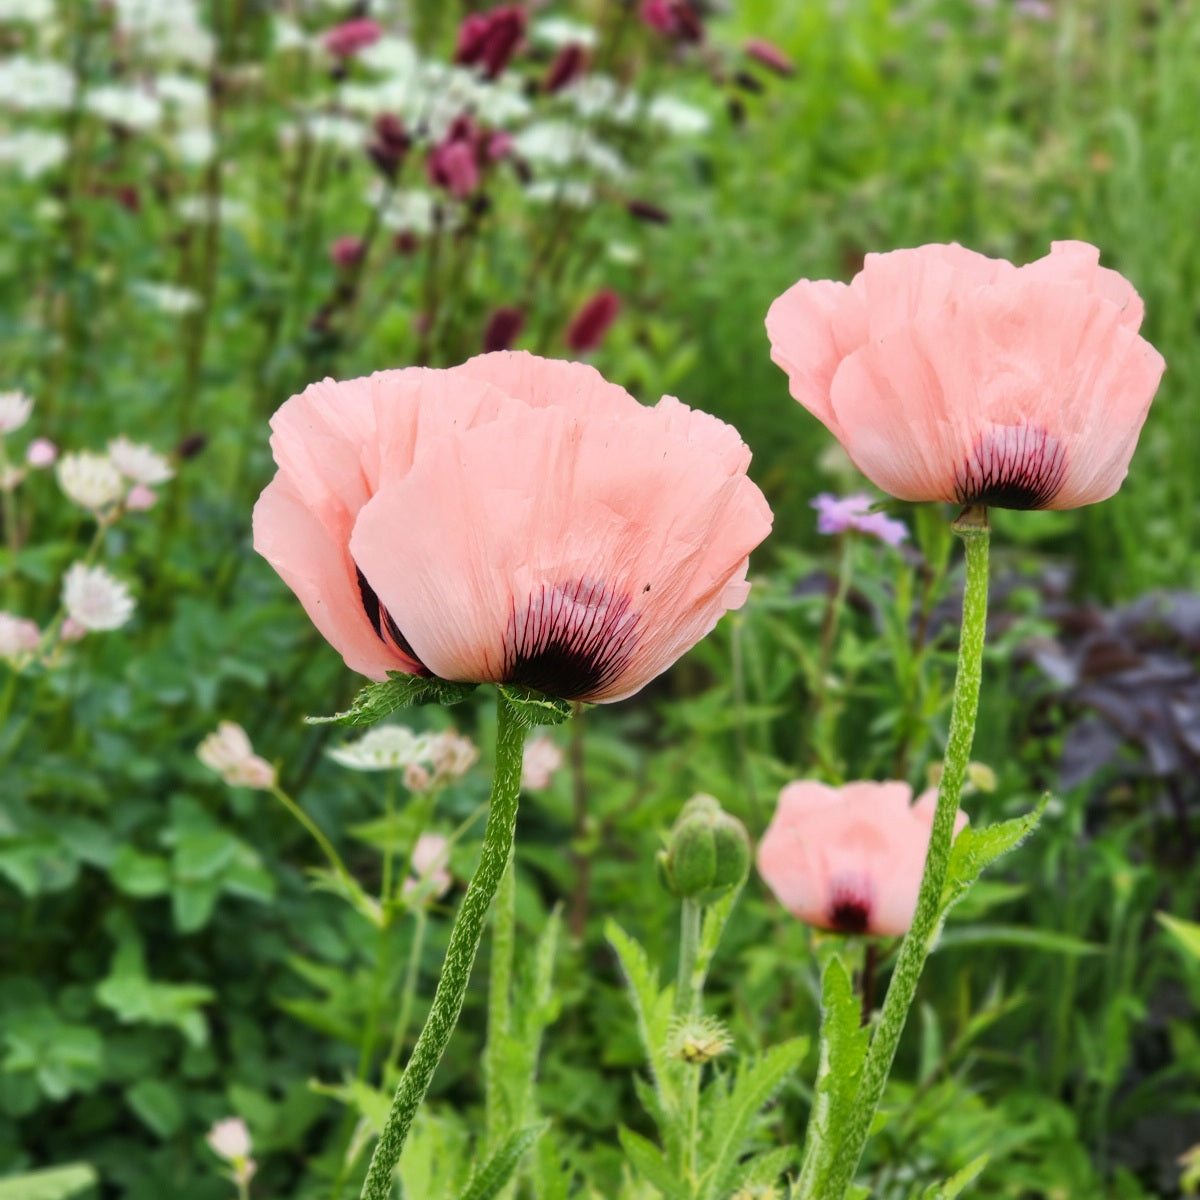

left=359, top=693, right=528, bottom=1199
left=674, top=899, right=703, bottom=1022
left=269, top=784, right=355, bottom=891
left=484, top=847, right=516, bottom=1152
left=820, top=505, right=990, bottom=1199
left=385, top=905, right=428, bottom=1083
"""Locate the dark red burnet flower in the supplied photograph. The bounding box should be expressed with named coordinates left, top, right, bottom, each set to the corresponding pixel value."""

left=454, top=4, right=526, bottom=79
left=565, top=289, right=621, bottom=354
left=639, top=0, right=704, bottom=43
left=544, top=43, right=588, bottom=93
left=482, top=306, right=525, bottom=352
left=427, top=116, right=511, bottom=200
left=368, top=112, right=411, bottom=179
left=323, top=17, right=382, bottom=59
left=745, top=37, right=795, bottom=77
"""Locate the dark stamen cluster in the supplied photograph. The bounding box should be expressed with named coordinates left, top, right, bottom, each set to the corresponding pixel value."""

left=953, top=424, right=1067, bottom=510
left=504, top=577, right=641, bottom=700
left=828, top=877, right=872, bottom=934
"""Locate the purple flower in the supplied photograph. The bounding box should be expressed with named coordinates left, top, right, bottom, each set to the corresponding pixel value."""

left=811, top=493, right=908, bottom=546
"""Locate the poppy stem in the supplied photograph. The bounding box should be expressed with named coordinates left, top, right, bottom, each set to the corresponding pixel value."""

left=822, top=504, right=990, bottom=1198
left=359, top=691, right=528, bottom=1199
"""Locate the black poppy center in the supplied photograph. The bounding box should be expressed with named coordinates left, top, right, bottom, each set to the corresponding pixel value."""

left=953, top=424, right=1068, bottom=510
left=827, top=874, right=873, bottom=935
left=503, top=578, right=641, bottom=701
left=355, top=565, right=429, bottom=673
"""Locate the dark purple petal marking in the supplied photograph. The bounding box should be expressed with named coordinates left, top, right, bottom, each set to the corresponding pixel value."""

left=355, top=565, right=429, bottom=672
left=953, top=424, right=1068, bottom=510
left=827, top=874, right=872, bottom=934
left=504, top=577, right=641, bottom=700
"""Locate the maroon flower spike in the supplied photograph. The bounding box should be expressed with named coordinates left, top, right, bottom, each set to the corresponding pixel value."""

left=745, top=37, right=795, bottom=77
left=454, top=5, right=526, bottom=79
left=368, top=112, right=410, bottom=179
left=483, top=307, right=525, bottom=352
left=323, top=17, right=382, bottom=59
left=639, top=0, right=704, bottom=43
left=565, top=289, right=621, bottom=354
left=330, top=236, right=365, bottom=268
left=627, top=198, right=671, bottom=224
left=427, top=116, right=486, bottom=199
left=545, top=43, right=588, bottom=93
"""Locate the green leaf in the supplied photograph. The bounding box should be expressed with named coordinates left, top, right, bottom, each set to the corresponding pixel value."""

left=454, top=1121, right=547, bottom=1200
left=109, top=847, right=170, bottom=897
left=936, top=925, right=1101, bottom=956
left=0, top=1164, right=98, bottom=1200
left=605, top=921, right=677, bottom=1116
left=125, top=1077, right=185, bottom=1137
left=172, top=830, right=239, bottom=880
left=700, top=1037, right=808, bottom=1199
left=794, top=955, right=870, bottom=1199
left=496, top=686, right=573, bottom=728
left=941, top=798, right=1048, bottom=917
left=920, top=1154, right=989, bottom=1198
left=171, top=878, right=221, bottom=933
left=1157, top=911, right=1200, bottom=963
left=95, top=965, right=213, bottom=1049
left=617, top=1126, right=689, bottom=1200
left=306, top=672, right=476, bottom=726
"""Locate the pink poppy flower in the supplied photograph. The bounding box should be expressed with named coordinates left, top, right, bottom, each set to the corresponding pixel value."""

left=252, top=352, right=771, bottom=702
left=765, top=241, right=1166, bottom=510
left=756, top=780, right=968, bottom=937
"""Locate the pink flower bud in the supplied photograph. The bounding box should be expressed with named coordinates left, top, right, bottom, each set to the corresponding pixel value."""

left=125, top=484, right=158, bottom=511
left=745, top=37, right=794, bottom=77
left=25, top=438, right=58, bottom=468
left=323, top=17, right=382, bottom=59
left=330, top=235, right=366, bottom=268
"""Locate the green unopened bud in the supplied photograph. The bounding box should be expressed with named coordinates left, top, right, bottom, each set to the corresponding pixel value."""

left=660, top=793, right=750, bottom=905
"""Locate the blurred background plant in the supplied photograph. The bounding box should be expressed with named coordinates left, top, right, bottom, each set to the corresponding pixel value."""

left=1, top=0, right=1197, bottom=1197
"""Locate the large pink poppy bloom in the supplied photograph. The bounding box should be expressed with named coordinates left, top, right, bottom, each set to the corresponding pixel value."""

left=252, top=351, right=772, bottom=703
left=756, top=780, right=969, bottom=937
left=765, top=241, right=1166, bottom=510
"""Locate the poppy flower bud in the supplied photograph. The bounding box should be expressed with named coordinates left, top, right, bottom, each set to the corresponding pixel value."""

left=659, top=794, right=750, bottom=905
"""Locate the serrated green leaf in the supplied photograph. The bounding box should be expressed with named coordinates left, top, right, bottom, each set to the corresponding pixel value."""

left=455, top=1122, right=547, bottom=1200
left=0, top=1164, right=98, bottom=1200
left=1157, top=911, right=1200, bottom=963
left=617, top=1126, right=689, bottom=1200
left=795, top=955, right=870, bottom=1199
left=941, top=798, right=1048, bottom=916
left=605, top=921, right=677, bottom=1115
left=306, top=672, right=476, bottom=726
left=724, top=1144, right=798, bottom=1192
left=920, top=1154, right=989, bottom=1198
left=497, top=685, right=573, bottom=728
left=700, top=1037, right=808, bottom=1199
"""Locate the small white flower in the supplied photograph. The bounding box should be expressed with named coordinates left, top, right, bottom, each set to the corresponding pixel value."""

left=524, top=179, right=594, bottom=207
left=328, top=724, right=433, bottom=771
left=0, top=57, right=76, bottom=112
left=531, top=16, right=598, bottom=49
left=176, top=195, right=249, bottom=224
left=206, top=1116, right=252, bottom=1161
left=108, top=436, right=173, bottom=485
left=172, top=126, right=215, bottom=165
left=521, top=735, right=564, bottom=791
left=154, top=73, right=208, bottom=116
left=428, top=732, right=478, bottom=780
left=132, top=281, right=202, bottom=314
left=0, top=131, right=68, bottom=180
left=374, top=187, right=437, bottom=237
left=197, top=722, right=276, bottom=789
left=62, top=563, right=136, bottom=632
left=56, top=451, right=126, bottom=512
left=355, top=34, right=419, bottom=75
left=0, top=391, right=33, bottom=435
left=645, top=95, right=711, bottom=136
left=300, top=113, right=367, bottom=151
left=0, top=612, right=41, bottom=664
left=564, top=74, right=638, bottom=123
left=272, top=16, right=314, bottom=55
left=85, top=84, right=164, bottom=132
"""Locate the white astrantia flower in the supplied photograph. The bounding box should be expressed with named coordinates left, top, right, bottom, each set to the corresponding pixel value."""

left=0, top=391, right=33, bottom=435
left=62, top=563, right=136, bottom=632
left=374, top=187, right=437, bottom=236
left=197, top=722, right=276, bottom=789
left=563, top=74, right=638, bottom=123
left=524, top=178, right=594, bottom=207
left=512, top=122, right=626, bottom=177
left=56, top=451, right=126, bottom=512
left=299, top=113, right=367, bottom=151
left=0, top=57, right=76, bottom=112
left=132, top=281, right=202, bottom=314
left=328, top=725, right=434, bottom=771
left=85, top=85, right=164, bottom=132
left=154, top=73, right=208, bottom=116
left=206, top=1116, right=252, bottom=1161
left=176, top=195, right=249, bottom=224
left=428, top=732, right=478, bottom=780
left=0, top=131, right=68, bottom=180
left=0, top=0, right=53, bottom=19
left=356, top=34, right=419, bottom=76
left=0, top=612, right=41, bottom=664
left=272, top=16, right=313, bottom=54
left=403, top=832, right=452, bottom=900
left=521, top=734, right=564, bottom=791
left=645, top=94, right=711, bottom=136
left=108, top=436, right=173, bottom=486
left=531, top=16, right=598, bottom=49
left=113, top=0, right=214, bottom=66
left=173, top=127, right=214, bottom=165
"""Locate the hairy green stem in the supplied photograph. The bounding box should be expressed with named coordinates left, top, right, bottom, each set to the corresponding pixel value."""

left=484, top=848, right=516, bottom=1152
left=674, top=898, right=703, bottom=1021
left=360, top=693, right=527, bottom=1198
left=822, top=505, right=990, bottom=1198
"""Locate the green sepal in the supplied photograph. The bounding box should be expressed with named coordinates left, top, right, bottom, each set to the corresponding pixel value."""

left=496, top=685, right=573, bottom=728
left=305, top=672, right=477, bottom=726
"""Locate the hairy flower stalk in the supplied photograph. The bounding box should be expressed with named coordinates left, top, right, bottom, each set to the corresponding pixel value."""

left=816, top=505, right=990, bottom=1198
left=360, top=691, right=528, bottom=1199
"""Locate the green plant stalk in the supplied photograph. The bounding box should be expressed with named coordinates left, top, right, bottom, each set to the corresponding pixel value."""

left=674, top=898, right=703, bottom=1021
left=484, top=847, right=516, bottom=1152
left=821, top=505, right=990, bottom=1199
left=360, top=692, right=528, bottom=1199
